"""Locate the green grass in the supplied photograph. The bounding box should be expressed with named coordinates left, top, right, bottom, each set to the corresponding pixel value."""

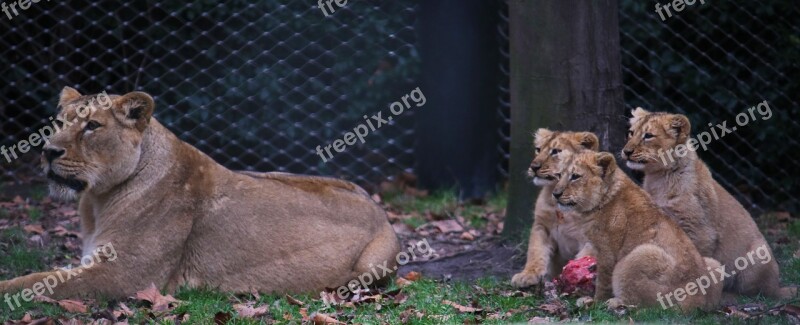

left=0, top=191, right=797, bottom=323
left=385, top=189, right=507, bottom=229
left=29, top=186, right=48, bottom=202
left=27, top=207, right=42, bottom=223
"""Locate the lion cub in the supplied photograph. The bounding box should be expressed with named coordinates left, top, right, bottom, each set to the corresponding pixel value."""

left=622, top=107, right=795, bottom=299
left=511, top=129, right=597, bottom=288
left=553, top=152, right=723, bottom=311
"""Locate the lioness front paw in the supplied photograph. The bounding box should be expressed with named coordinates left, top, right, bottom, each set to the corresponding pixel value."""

left=511, top=270, right=546, bottom=288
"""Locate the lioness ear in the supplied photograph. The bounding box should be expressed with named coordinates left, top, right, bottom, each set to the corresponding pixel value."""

left=629, top=107, right=650, bottom=125
left=113, top=91, right=155, bottom=131
left=59, top=86, right=82, bottom=106
left=669, top=114, right=691, bottom=144
left=534, top=128, right=553, bottom=142
left=578, top=132, right=599, bottom=151
left=595, top=152, right=616, bottom=178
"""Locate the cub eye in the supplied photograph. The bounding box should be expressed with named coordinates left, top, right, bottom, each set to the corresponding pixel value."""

left=554, top=173, right=562, bottom=179
left=570, top=174, right=582, bottom=181
left=550, top=148, right=561, bottom=156
left=534, top=147, right=541, bottom=154
left=627, top=130, right=633, bottom=139
left=643, top=133, right=654, bottom=140
left=85, top=120, right=102, bottom=131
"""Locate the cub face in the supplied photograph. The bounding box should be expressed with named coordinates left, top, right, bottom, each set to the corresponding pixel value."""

left=43, top=87, right=156, bottom=199
left=529, top=129, right=599, bottom=186
left=621, top=107, right=691, bottom=172
left=552, top=152, right=617, bottom=213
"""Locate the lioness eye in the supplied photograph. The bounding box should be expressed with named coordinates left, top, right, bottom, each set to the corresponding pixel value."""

left=627, top=130, right=633, bottom=139
left=85, top=121, right=102, bottom=131
left=550, top=148, right=561, bottom=156
left=570, top=174, right=582, bottom=181
left=643, top=133, right=654, bottom=139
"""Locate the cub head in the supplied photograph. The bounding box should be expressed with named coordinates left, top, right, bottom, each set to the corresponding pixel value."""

left=529, top=129, right=599, bottom=186
left=43, top=87, right=155, bottom=199
left=621, top=107, right=690, bottom=172
left=552, top=152, right=617, bottom=213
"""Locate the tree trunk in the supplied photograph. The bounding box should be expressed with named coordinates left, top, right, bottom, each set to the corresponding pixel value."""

left=504, top=0, right=626, bottom=240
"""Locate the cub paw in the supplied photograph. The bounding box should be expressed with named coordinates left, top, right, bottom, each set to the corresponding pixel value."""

left=511, top=270, right=546, bottom=288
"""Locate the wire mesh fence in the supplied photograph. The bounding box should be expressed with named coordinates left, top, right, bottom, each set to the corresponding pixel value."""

left=619, top=1, right=800, bottom=213
left=0, top=0, right=420, bottom=188
left=1, top=1, right=797, bottom=213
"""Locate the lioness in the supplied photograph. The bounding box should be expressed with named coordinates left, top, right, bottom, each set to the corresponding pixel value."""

left=0, top=87, right=401, bottom=300
left=553, top=152, right=723, bottom=311
left=622, top=107, right=795, bottom=299
left=511, top=129, right=597, bottom=288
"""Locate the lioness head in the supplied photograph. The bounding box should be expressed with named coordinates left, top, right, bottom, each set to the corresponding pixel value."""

left=621, top=107, right=690, bottom=172
left=529, top=129, right=599, bottom=186
left=552, top=152, right=617, bottom=213
left=43, top=87, right=155, bottom=199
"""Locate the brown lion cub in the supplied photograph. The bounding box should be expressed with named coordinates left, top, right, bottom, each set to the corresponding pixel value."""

left=553, top=152, right=723, bottom=311
left=0, top=88, right=401, bottom=300
left=622, top=107, right=795, bottom=299
left=511, top=129, right=597, bottom=288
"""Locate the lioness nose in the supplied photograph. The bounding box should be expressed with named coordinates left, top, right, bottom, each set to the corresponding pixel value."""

left=552, top=190, right=563, bottom=199
left=43, top=147, right=65, bottom=162
left=623, top=149, right=633, bottom=157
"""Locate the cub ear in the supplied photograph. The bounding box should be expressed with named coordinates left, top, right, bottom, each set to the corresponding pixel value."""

left=113, top=91, right=155, bottom=131
left=59, top=86, right=82, bottom=107
left=669, top=114, right=691, bottom=144
left=629, top=107, right=650, bottom=125
left=578, top=132, right=599, bottom=151
left=534, top=128, right=553, bottom=142
left=595, top=152, right=617, bottom=178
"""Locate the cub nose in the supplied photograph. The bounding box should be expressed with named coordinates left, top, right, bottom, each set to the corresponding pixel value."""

left=552, top=190, right=563, bottom=199
left=623, top=149, right=633, bottom=158
left=530, top=162, right=541, bottom=172
left=43, top=147, right=65, bottom=162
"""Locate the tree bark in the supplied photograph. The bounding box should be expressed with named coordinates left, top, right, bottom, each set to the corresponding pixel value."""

left=504, top=0, right=626, bottom=240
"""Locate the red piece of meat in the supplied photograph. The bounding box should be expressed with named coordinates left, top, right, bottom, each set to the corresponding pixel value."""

left=554, top=256, right=596, bottom=296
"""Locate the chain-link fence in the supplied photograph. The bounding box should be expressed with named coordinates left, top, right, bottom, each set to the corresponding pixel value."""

left=619, top=1, right=800, bottom=213
left=2, top=1, right=797, bottom=212
left=493, top=1, right=799, bottom=212
left=1, top=0, right=420, bottom=187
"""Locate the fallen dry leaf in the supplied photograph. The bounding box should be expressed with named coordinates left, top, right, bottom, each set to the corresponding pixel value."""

left=134, top=283, right=180, bottom=313
left=576, top=296, right=594, bottom=308
left=395, top=277, right=413, bottom=288
left=529, top=316, right=551, bottom=323
left=723, top=306, right=751, bottom=319
left=49, top=226, right=81, bottom=238
left=442, top=300, right=483, bottom=314
left=460, top=231, right=475, bottom=241
left=23, top=224, right=45, bottom=235
left=113, top=302, right=135, bottom=319
left=214, top=311, right=233, bottom=324
left=233, top=303, right=269, bottom=318
left=57, top=299, right=88, bottom=313
left=285, top=294, right=305, bottom=306
left=403, top=271, right=422, bottom=281
left=311, top=313, right=345, bottom=324
left=430, top=220, right=463, bottom=233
